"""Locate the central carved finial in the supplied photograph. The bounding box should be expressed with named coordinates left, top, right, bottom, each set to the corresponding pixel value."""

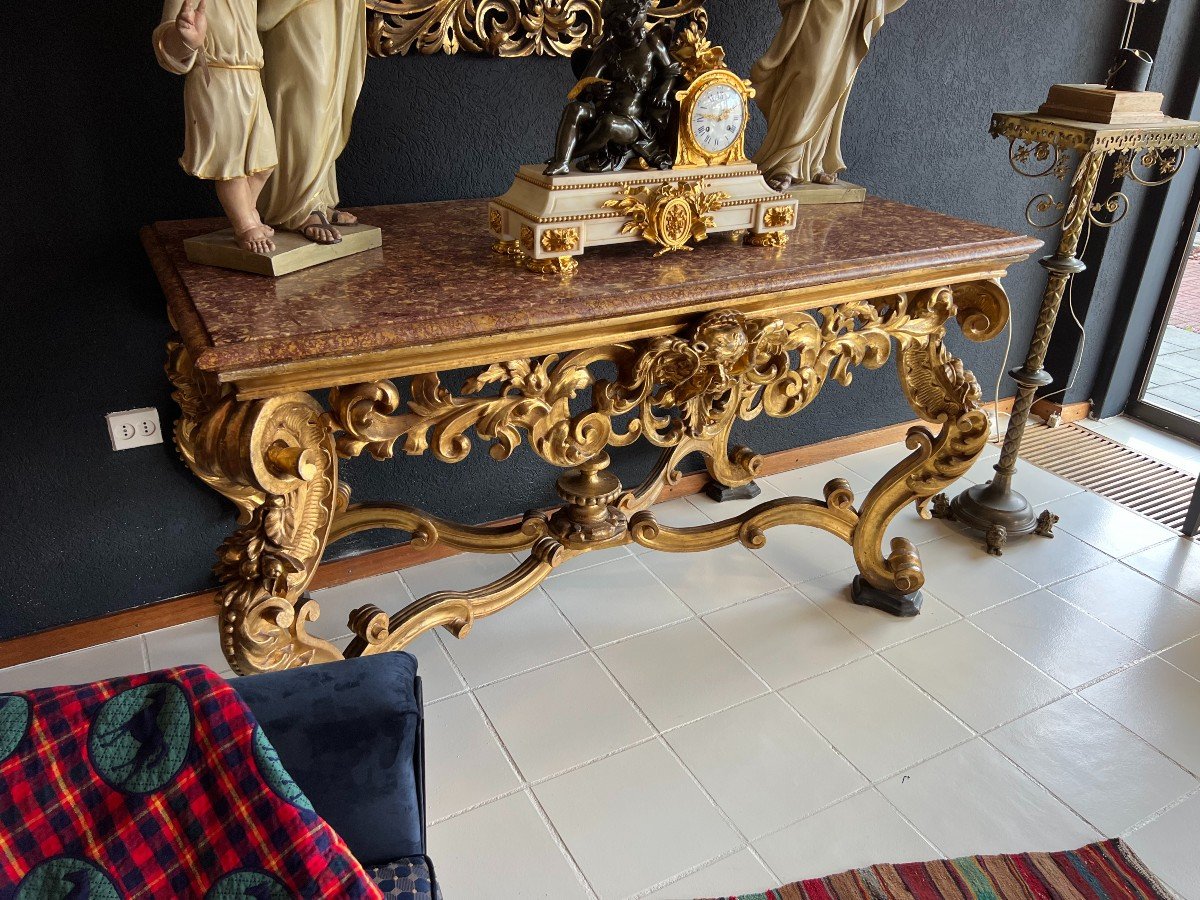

left=551, top=452, right=628, bottom=545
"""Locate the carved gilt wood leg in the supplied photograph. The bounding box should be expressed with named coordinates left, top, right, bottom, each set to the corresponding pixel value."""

left=850, top=280, right=1010, bottom=616
left=168, top=336, right=344, bottom=675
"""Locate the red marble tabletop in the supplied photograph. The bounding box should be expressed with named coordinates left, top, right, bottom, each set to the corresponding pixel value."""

left=143, top=197, right=1040, bottom=391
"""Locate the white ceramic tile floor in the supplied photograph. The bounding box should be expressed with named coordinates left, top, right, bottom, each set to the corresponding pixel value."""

left=143, top=616, right=229, bottom=672
left=782, top=655, right=972, bottom=781
left=752, top=788, right=939, bottom=885
left=664, top=694, right=866, bottom=840
left=542, top=555, right=693, bottom=647
left=7, top=440, right=1200, bottom=899
left=597, top=619, right=766, bottom=731
left=639, top=543, right=788, bottom=616
left=1050, top=490, right=1178, bottom=559
left=971, top=590, right=1147, bottom=688
left=703, top=588, right=871, bottom=689
left=532, top=740, right=742, bottom=900
left=1050, top=562, right=1200, bottom=652
left=797, top=570, right=962, bottom=651
left=876, top=739, right=1102, bottom=858
left=1163, top=636, right=1200, bottom=679
left=882, top=621, right=1067, bottom=732
left=987, top=695, right=1197, bottom=835
left=434, top=587, right=585, bottom=688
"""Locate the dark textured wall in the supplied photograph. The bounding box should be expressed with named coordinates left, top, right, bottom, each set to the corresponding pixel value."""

left=1043, top=0, right=1200, bottom=408
left=1, top=0, right=1178, bottom=640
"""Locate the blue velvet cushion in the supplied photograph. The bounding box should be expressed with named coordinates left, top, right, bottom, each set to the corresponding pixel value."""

left=233, top=653, right=424, bottom=866
left=367, top=856, right=441, bottom=900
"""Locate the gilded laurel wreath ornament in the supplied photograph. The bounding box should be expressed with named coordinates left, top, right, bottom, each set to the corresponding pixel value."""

left=604, top=180, right=728, bottom=256
left=366, top=0, right=706, bottom=57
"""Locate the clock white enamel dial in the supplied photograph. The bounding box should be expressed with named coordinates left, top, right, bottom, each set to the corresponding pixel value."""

left=690, top=82, right=744, bottom=155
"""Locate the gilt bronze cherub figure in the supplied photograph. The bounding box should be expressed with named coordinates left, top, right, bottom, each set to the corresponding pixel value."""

left=543, top=0, right=682, bottom=175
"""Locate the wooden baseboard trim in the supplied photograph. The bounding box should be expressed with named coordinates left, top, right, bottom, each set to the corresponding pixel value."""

left=1032, top=398, right=1092, bottom=425
left=0, top=401, right=1014, bottom=669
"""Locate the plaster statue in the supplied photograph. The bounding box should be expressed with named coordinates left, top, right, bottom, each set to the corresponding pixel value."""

left=257, top=0, right=367, bottom=244
left=543, top=0, right=681, bottom=176
left=154, top=0, right=279, bottom=254
left=155, top=0, right=366, bottom=252
left=752, top=0, right=908, bottom=191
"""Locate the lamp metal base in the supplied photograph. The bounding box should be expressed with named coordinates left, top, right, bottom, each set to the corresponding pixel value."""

left=940, top=479, right=1059, bottom=556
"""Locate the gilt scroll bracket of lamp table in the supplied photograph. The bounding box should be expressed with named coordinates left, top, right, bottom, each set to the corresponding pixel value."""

left=143, top=199, right=1038, bottom=676
left=934, top=111, right=1200, bottom=556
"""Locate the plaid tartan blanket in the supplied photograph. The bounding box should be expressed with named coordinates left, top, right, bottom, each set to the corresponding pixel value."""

left=0, top=665, right=382, bottom=899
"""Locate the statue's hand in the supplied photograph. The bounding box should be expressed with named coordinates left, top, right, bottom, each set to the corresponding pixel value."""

left=175, top=0, right=208, bottom=53
left=589, top=81, right=613, bottom=101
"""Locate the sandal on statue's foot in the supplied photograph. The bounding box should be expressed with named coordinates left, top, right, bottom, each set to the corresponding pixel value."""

left=300, top=210, right=342, bottom=245
left=327, top=208, right=357, bottom=226
left=235, top=224, right=275, bottom=255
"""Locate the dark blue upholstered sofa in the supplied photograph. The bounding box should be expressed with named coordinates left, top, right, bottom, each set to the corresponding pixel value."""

left=233, top=653, right=438, bottom=898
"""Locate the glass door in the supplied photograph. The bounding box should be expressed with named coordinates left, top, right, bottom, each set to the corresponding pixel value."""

left=1128, top=215, right=1200, bottom=443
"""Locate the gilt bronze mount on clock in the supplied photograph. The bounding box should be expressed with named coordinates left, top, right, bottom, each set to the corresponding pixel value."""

left=488, top=6, right=863, bottom=274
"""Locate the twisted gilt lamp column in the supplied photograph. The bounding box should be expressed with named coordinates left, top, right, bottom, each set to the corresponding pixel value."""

left=935, top=111, right=1200, bottom=555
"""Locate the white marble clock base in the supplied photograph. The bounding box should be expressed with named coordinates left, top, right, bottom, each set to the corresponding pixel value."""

left=489, top=163, right=865, bottom=271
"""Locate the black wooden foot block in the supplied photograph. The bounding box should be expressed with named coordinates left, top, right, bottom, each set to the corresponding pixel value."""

left=704, top=480, right=762, bottom=503
left=851, top=574, right=923, bottom=617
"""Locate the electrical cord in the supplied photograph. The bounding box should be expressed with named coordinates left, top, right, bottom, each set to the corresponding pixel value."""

left=1037, top=218, right=1092, bottom=406
left=989, top=218, right=1093, bottom=438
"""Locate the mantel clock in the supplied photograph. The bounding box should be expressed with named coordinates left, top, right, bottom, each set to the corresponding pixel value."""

left=674, top=67, right=753, bottom=168
left=488, top=19, right=866, bottom=275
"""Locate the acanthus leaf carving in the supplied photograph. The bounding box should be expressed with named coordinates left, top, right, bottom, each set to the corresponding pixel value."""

left=327, top=289, right=991, bottom=478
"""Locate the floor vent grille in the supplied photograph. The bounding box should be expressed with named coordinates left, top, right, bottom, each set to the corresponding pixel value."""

left=1017, top=422, right=1197, bottom=533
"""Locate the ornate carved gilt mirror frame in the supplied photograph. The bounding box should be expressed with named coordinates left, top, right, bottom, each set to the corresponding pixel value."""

left=366, top=0, right=707, bottom=58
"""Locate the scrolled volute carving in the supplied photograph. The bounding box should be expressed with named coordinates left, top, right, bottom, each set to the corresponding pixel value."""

left=207, top=395, right=342, bottom=674
left=329, top=348, right=630, bottom=468
left=329, top=293, right=973, bottom=476
left=166, top=336, right=264, bottom=524
left=952, top=279, right=1010, bottom=343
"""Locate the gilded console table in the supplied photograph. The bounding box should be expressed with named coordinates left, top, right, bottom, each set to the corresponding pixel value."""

left=143, top=199, right=1039, bottom=676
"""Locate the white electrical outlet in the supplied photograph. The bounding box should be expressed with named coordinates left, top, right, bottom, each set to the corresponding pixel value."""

left=106, top=407, right=164, bottom=451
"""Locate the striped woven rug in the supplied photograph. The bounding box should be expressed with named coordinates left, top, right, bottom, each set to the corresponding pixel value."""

left=706, top=840, right=1175, bottom=900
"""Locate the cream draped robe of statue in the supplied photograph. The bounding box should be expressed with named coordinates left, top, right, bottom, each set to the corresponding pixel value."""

left=154, top=0, right=277, bottom=181
left=256, top=0, right=367, bottom=231
left=752, top=0, right=907, bottom=184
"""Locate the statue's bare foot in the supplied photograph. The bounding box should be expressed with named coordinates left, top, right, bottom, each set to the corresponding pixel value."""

left=766, top=171, right=793, bottom=192
left=235, top=224, right=276, bottom=255
left=543, top=161, right=570, bottom=176
left=299, top=210, right=342, bottom=245
left=327, top=208, right=358, bottom=226
left=813, top=172, right=839, bottom=185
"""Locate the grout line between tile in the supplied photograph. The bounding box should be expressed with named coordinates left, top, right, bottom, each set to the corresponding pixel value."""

left=518, top=788, right=602, bottom=900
